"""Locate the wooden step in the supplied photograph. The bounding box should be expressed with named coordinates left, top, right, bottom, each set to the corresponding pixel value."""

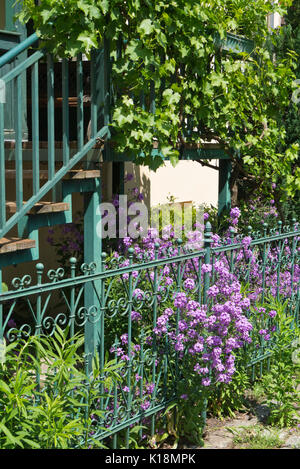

left=0, top=237, right=35, bottom=254
left=5, top=169, right=100, bottom=180
left=6, top=201, right=70, bottom=215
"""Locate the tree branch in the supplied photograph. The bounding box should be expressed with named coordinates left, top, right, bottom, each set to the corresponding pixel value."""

left=196, top=160, right=220, bottom=171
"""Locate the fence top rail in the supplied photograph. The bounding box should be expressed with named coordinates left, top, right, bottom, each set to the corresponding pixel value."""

left=212, top=227, right=300, bottom=253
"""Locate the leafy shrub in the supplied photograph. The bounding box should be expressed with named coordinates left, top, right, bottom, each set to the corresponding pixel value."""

left=207, top=368, right=250, bottom=419
left=0, top=327, right=121, bottom=449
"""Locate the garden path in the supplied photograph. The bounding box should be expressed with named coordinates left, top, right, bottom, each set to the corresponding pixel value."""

left=200, top=410, right=300, bottom=449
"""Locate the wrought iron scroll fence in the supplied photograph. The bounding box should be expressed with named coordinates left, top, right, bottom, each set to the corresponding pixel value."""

left=0, top=221, right=299, bottom=447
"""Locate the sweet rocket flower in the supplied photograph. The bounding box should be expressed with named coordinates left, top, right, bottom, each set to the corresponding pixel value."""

left=133, top=288, right=144, bottom=300
left=230, top=207, right=241, bottom=219
left=109, top=209, right=296, bottom=414
left=120, top=333, right=128, bottom=345
left=165, top=277, right=173, bottom=286
left=121, top=354, right=130, bottom=361
left=125, top=173, right=134, bottom=181
left=145, top=383, right=155, bottom=394
left=194, top=341, right=204, bottom=353
left=202, top=378, right=211, bottom=386
left=225, top=337, right=239, bottom=352
left=219, top=312, right=231, bottom=326
left=123, top=236, right=132, bottom=247
left=7, top=319, right=17, bottom=328
left=131, top=310, right=142, bottom=321
left=173, top=292, right=188, bottom=309
left=242, top=236, right=252, bottom=247
left=141, top=400, right=151, bottom=411
left=178, top=320, right=188, bottom=331
left=235, top=317, right=252, bottom=333
left=217, top=374, right=230, bottom=383
left=187, top=300, right=199, bottom=311
left=183, top=278, right=195, bottom=290
left=207, top=285, right=219, bottom=297
left=214, top=362, right=225, bottom=372
left=211, top=347, right=222, bottom=358
left=202, top=264, right=212, bottom=273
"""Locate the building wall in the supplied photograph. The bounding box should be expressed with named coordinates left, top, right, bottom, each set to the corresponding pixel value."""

left=124, top=161, right=218, bottom=209
left=268, top=12, right=282, bottom=29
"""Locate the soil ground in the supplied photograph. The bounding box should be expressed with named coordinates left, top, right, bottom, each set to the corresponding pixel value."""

left=200, top=407, right=300, bottom=449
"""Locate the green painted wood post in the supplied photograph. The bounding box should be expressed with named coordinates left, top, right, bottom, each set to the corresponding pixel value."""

left=125, top=247, right=134, bottom=449
left=47, top=54, right=56, bottom=201
left=5, top=0, right=15, bottom=31
left=69, top=257, right=77, bottom=341
left=151, top=242, right=159, bottom=437
left=0, top=270, right=3, bottom=342
left=3, top=0, right=28, bottom=141
left=0, top=102, right=5, bottom=230
left=84, top=178, right=102, bottom=372
left=201, top=221, right=212, bottom=430
left=203, top=221, right=212, bottom=305
left=35, top=262, right=44, bottom=392
left=218, top=159, right=231, bottom=216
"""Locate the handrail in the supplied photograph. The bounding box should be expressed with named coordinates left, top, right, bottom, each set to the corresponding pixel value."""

left=0, top=125, right=110, bottom=239
left=0, top=33, right=111, bottom=239
left=0, top=32, right=39, bottom=68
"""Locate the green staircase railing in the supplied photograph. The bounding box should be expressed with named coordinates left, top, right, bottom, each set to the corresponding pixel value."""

left=0, top=33, right=110, bottom=242
left=0, top=29, right=254, bottom=267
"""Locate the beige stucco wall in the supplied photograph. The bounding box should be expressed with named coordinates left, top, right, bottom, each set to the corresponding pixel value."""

left=268, top=12, right=282, bottom=29
left=124, top=160, right=218, bottom=209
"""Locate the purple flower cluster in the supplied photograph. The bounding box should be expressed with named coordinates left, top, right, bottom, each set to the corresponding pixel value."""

left=153, top=260, right=253, bottom=386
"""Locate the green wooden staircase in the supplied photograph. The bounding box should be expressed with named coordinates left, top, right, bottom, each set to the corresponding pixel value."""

left=0, top=33, right=110, bottom=271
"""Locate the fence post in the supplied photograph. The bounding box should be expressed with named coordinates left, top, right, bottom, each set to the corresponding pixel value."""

left=218, top=159, right=231, bottom=216
left=202, top=222, right=212, bottom=431
left=203, top=221, right=212, bottom=304
left=84, top=178, right=102, bottom=373
left=0, top=271, right=2, bottom=342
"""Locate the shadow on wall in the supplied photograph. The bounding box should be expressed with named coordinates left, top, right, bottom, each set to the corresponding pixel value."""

left=124, top=160, right=219, bottom=210
left=124, top=162, right=151, bottom=212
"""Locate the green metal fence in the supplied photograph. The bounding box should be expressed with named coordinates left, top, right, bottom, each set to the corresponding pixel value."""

left=0, top=221, right=299, bottom=447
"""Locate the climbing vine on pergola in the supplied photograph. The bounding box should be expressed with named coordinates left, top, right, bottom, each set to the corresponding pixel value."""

left=19, top=0, right=300, bottom=203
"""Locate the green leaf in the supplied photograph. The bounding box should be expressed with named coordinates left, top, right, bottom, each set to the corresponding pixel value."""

left=0, top=422, right=23, bottom=448
left=138, top=19, right=155, bottom=36
left=0, top=379, right=11, bottom=395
